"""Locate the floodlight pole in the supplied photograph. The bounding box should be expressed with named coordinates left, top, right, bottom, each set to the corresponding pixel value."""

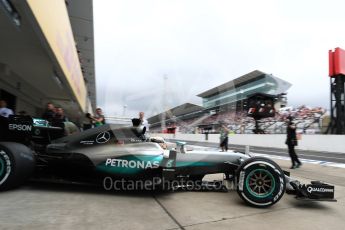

left=161, top=75, right=168, bottom=131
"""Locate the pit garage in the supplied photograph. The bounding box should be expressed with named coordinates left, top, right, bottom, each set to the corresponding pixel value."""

left=0, top=0, right=95, bottom=122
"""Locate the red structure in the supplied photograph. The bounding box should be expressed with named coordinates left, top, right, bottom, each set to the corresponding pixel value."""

left=329, top=48, right=345, bottom=76
left=328, top=48, right=345, bottom=134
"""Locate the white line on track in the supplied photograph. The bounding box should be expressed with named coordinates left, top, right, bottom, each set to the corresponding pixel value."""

left=251, top=150, right=345, bottom=160
left=210, top=145, right=345, bottom=158
left=253, top=153, right=345, bottom=169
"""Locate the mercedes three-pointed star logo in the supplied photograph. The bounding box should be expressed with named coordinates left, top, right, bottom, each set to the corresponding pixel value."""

left=96, top=131, right=111, bottom=144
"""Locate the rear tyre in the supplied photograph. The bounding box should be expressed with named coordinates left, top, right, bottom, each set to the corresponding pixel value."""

left=0, top=142, right=35, bottom=190
left=236, top=157, right=285, bottom=208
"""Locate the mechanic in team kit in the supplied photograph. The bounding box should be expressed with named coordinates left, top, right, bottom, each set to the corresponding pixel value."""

left=285, top=115, right=302, bottom=169
left=49, top=107, right=69, bottom=138
left=0, top=99, right=14, bottom=118
left=52, top=107, right=68, bottom=124
left=41, top=102, right=56, bottom=123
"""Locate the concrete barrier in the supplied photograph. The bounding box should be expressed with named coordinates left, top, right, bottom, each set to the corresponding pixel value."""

left=152, top=133, right=345, bottom=153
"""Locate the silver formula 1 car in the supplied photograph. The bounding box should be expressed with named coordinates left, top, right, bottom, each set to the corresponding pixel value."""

left=0, top=115, right=336, bottom=208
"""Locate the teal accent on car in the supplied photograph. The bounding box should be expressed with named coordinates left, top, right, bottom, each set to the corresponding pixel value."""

left=245, top=169, right=276, bottom=198
left=96, top=155, right=163, bottom=175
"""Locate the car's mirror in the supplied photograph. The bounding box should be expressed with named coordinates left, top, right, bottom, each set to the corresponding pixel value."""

left=176, top=141, right=187, bottom=154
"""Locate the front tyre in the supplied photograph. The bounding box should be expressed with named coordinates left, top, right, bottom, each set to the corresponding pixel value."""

left=0, top=142, right=35, bottom=191
left=236, top=157, right=285, bottom=208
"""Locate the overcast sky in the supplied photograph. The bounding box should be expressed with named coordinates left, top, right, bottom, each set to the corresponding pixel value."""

left=94, top=0, right=345, bottom=118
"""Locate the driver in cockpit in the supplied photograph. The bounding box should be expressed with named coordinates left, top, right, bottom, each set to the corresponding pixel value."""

left=131, top=118, right=147, bottom=141
left=131, top=118, right=167, bottom=149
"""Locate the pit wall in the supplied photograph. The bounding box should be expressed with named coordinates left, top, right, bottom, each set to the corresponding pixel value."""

left=152, top=133, right=345, bottom=153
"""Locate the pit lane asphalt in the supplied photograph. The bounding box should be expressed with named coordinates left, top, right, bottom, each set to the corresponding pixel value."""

left=0, top=151, right=344, bottom=229
left=0, top=159, right=344, bottom=230
left=167, top=139, right=345, bottom=164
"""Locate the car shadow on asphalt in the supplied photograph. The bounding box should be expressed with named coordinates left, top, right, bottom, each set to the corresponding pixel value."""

left=288, top=199, right=334, bottom=210
left=4, top=181, right=335, bottom=211
left=13, top=180, right=166, bottom=198
left=10, top=180, right=235, bottom=200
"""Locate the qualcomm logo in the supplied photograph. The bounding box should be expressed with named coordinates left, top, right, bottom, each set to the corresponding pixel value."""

left=96, top=131, right=111, bottom=144
left=307, top=186, right=334, bottom=193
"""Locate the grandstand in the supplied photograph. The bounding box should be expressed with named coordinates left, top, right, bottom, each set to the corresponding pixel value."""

left=148, top=70, right=327, bottom=134
left=197, top=70, right=291, bottom=112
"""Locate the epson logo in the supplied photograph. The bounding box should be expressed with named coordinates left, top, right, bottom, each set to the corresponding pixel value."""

left=8, top=124, right=32, bottom=131
left=307, top=186, right=334, bottom=193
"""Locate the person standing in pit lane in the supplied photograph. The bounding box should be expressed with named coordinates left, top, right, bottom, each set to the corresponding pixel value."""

left=219, top=124, right=230, bottom=152
left=285, top=116, right=302, bottom=169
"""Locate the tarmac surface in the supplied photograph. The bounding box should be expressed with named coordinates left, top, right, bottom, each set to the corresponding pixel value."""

left=0, top=155, right=344, bottom=229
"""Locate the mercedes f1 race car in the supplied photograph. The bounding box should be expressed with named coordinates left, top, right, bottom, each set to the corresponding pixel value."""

left=0, top=115, right=336, bottom=208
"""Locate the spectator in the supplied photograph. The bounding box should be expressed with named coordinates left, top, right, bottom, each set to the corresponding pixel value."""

left=42, top=102, right=56, bottom=122
left=0, top=99, right=14, bottom=118
left=285, top=116, right=302, bottom=169
left=139, top=112, right=149, bottom=132
left=93, top=108, right=105, bottom=127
